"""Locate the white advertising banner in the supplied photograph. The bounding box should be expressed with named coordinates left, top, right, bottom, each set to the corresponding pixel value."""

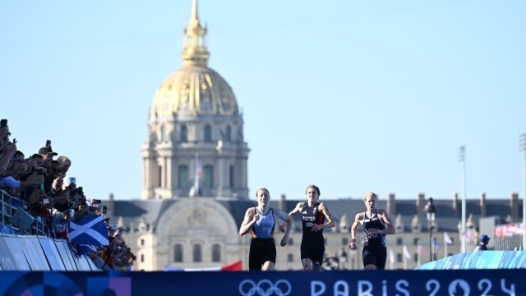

left=38, top=237, right=67, bottom=271
left=17, top=235, right=50, bottom=271
left=2, top=235, right=30, bottom=270
left=0, top=235, right=18, bottom=270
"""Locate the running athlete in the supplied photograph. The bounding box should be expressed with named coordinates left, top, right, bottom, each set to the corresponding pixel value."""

left=349, top=192, right=395, bottom=270
left=239, top=188, right=291, bottom=271
left=288, top=185, right=335, bottom=271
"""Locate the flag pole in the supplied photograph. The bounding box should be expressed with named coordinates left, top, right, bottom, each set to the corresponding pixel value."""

left=520, top=133, right=526, bottom=249
left=444, top=234, right=448, bottom=258
left=459, top=146, right=467, bottom=253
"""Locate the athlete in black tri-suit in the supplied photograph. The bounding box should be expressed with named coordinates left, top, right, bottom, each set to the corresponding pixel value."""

left=349, top=192, right=395, bottom=270
left=288, top=185, right=335, bottom=271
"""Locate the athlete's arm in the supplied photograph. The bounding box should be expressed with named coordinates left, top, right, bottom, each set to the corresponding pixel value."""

left=239, top=207, right=258, bottom=236
left=348, top=213, right=362, bottom=250
left=288, top=202, right=302, bottom=216
left=378, top=209, right=395, bottom=235
left=277, top=209, right=291, bottom=246
left=312, top=203, right=335, bottom=232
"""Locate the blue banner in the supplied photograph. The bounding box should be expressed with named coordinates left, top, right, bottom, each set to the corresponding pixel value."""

left=418, top=251, right=526, bottom=270
left=0, top=269, right=524, bottom=296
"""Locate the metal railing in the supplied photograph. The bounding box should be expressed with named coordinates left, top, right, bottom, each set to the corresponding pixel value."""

left=492, top=222, right=525, bottom=251
left=0, top=189, right=47, bottom=236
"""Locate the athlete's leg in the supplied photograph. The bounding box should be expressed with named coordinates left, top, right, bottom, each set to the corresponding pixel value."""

left=362, top=248, right=378, bottom=270
left=261, top=261, right=275, bottom=271
left=311, top=244, right=325, bottom=271
left=301, top=258, right=313, bottom=270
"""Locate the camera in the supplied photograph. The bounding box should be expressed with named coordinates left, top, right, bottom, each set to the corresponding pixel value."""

left=92, top=199, right=102, bottom=204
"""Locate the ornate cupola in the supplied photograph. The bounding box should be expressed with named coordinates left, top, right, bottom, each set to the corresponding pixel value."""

left=141, top=0, right=250, bottom=200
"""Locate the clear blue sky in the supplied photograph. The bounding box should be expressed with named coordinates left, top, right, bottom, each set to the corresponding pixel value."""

left=1, top=0, right=525, bottom=201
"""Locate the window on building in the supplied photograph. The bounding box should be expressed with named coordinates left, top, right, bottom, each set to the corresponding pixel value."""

left=204, top=124, right=212, bottom=142
left=180, top=125, right=188, bottom=142
left=160, top=125, right=166, bottom=142
left=414, top=253, right=418, bottom=263
left=193, top=244, right=202, bottom=262
left=288, top=238, right=293, bottom=245
left=140, top=239, right=145, bottom=246
left=225, top=125, right=231, bottom=141
left=396, top=253, right=403, bottom=263
left=396, top=238, right=403, bottom=245
left=204, top=165, right=214, bottom=188
left=140, top=254, right=144, bottom=263
left=178, top=165, right=188, bottom=189
left=174, top=244, right=183, bottom=262
left=287, top=254, right=294, bottom=262
left=212, top=244, right=221, bottom=262
left=157, top=165, right=162, bottom=187
left=342, top=238, right=348, bottom=246
left=229, top=165, right=234, bottom=188
left=413, top=238, right=419, bottom=246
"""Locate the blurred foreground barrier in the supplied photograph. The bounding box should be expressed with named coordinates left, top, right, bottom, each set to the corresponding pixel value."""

left=417, top=251, right=526, bottom=270
left=0, top=269, right=524, bottom=296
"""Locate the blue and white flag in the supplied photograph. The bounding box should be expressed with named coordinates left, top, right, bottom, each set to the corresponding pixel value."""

left=77, top=244, right=97, bottom=256
left=444, top=232, right=454, bottom=245
left=68, top=214, right=109, bottom=246
left=433, top=237, right=440, bottom=249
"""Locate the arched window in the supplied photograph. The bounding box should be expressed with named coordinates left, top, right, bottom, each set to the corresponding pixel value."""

left=160, top=126, right=166, bottom=142
left=204, top=165, right=214, bottom=188
left=157, top=165, right=162, bottom=187
left=180, top=125, right=188, bottom=142
left=174, top=244, right=183, bottom=262
left=212, top=244, right=221, bottom=262
left=229, top=165, right=234, bottom=188
left=225, top=125, right=231, bottom=141
left=193, top=244, right=202, bottom=262
left=178, top=165, right=188, bottom=189
left=204, top=124, right=212, bottom=142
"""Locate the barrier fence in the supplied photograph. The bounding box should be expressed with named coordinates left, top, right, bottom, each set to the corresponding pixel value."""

left=494, top=222, right=526, bottom=251
left=0, top=269, right=524, bottom=296
left=0, top=189, right=47, bottom=236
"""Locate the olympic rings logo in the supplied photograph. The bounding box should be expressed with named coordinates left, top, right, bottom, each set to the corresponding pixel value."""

left=238, top=279, right=292, bottom=296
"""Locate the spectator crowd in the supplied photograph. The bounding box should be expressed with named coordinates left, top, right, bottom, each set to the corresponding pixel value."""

left=0, top=118, right=135, bottom=271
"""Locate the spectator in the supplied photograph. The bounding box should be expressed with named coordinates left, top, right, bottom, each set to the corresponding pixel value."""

left=475, top=234, right=490, bottom=251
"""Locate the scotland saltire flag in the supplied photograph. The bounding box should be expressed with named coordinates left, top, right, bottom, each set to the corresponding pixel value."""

left=68, top=214, right=109, bottom=246
left=77, top=244, right=97, bottom=256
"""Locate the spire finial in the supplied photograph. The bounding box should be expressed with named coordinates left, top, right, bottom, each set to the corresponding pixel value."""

left=181, top=0, right=209, bottom=66
left=190, top=0, right=199, bottom=23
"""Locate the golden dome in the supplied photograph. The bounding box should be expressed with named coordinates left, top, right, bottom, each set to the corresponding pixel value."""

left=150, top=0, right=238, bottom=117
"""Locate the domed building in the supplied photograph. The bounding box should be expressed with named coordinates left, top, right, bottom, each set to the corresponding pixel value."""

left=141, top=0, right=249, bottom=200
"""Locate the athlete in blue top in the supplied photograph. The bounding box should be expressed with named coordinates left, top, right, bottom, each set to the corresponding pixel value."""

left=239, top=188, right=291, bottom=271
left=349, top=192, right=395, bottom=270
left=288, top=185, right=335, bottom=271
